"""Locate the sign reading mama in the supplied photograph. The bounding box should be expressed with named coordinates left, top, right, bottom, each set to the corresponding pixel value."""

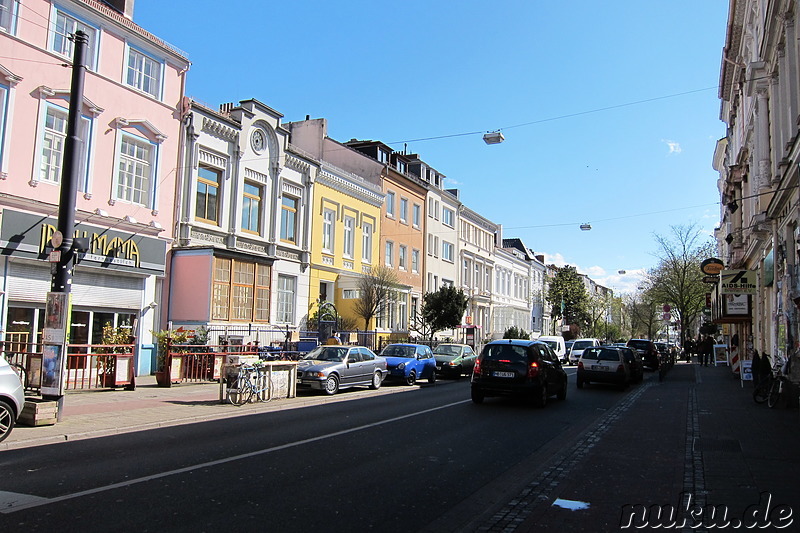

left=0, top=209, right=167, bottom=276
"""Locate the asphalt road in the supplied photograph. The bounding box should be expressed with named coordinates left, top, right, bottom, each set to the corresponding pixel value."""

left=0, top=368, right=637, bottom=532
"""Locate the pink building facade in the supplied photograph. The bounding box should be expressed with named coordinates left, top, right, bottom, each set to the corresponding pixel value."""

left=0, top=0, right=189, bottom=374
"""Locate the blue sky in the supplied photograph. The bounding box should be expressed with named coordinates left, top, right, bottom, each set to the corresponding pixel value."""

left=135, top=1, right=729, bottom=295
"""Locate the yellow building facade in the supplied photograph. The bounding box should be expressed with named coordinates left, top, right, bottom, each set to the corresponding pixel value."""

left=308, top=164, right=384, bottom=329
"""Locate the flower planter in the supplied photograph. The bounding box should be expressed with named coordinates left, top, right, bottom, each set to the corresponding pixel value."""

left=155, top=370, right=171, bottom=388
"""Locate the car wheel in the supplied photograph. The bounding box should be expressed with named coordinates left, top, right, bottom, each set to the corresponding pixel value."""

left=428, top=368, right=436, bottom=384
left=557, top=377, right=567, bottom=400
left=0, top=400, right=15, bottom=443
left=405, top=370, right=417, bottom=386
left=471, top=388, right=484, bottom=404
left=370, top=371, right=383, bottom=390
left=324, top=375, right=340, bottom=395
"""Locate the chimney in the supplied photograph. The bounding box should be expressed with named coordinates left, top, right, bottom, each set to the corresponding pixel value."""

left=104, top=0, right=136, bottom=19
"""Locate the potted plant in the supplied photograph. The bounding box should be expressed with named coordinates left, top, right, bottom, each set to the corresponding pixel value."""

left=98, top=322, right=134, bottom=388
left=153, top=328, right=190, bottom=387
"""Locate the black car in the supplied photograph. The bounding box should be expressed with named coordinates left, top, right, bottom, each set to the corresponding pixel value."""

left=627, top=339, right=660, bottom=370
left=618, top=346, right=644, bottom=383
left=470, top=339, right=568, bottom=407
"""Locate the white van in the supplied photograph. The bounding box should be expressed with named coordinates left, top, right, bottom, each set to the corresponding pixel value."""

left=569, top=338, right=601, bottom=364
left=538, top=336, right=567, bottom=363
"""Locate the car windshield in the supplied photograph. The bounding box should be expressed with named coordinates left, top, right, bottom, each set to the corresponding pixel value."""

left=628, top=340, right=650, bottom=350
left=382, top=345, right=416, bottom=358
left=573, top=340, right=594, bottom=350
left=434, top=345, right=461, bottom=356
left=482, top=344, right=528, bottom=363
left=541, top=340, right=558, bottom=350
left=303, top=346, right=348, bottom=362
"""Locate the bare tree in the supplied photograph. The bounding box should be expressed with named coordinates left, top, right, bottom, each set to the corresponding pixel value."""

left=646, top=224, right=716, bottom=346
left=353, top=265, right=400, bottom=330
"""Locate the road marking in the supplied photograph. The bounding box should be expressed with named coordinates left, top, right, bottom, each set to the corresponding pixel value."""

left=0, top=491, right=48, bottom=510
left=552, top=498, right=590, bottom=511
left=1, top=398, right=471, bottom=514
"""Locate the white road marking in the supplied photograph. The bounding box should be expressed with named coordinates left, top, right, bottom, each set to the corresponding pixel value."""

left=1, top=399, right=471, bottom=514
left=0, top=491, right=48, bottom=510
left=552, top=498, right=591, bottom=511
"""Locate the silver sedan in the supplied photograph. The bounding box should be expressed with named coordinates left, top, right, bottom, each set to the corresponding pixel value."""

left=297, top=345, right=387, bottom=395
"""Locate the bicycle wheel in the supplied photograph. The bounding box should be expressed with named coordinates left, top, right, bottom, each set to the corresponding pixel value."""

left=227, top=376, right=253, bottom=406
left=753, top=379, right=770, bottom=403
left=767, top=379, right=782, bottom=408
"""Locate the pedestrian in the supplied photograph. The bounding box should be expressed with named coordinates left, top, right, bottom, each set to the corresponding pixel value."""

left=684, top=338, right=694, bottom=363
left=695, top=335, right=703, bottom=364
left=325, top=330, right=342, bottom=345
left=751, top=350, right=762, bottom=388
left=701, top=336, right=714, bottom=367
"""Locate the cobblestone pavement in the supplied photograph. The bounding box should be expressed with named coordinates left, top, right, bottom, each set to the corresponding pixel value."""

left=476, top=362, right=800, bottom=532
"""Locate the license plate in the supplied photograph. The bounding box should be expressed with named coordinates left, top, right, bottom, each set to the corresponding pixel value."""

left=492, top=371, right=515, bottom=378
left=591, top=365, right=606, bottom=371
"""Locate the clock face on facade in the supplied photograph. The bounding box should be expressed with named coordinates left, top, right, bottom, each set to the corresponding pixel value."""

left=251, top=129, right=266, bottom=153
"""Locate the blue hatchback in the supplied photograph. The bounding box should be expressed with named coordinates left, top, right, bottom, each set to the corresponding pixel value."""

left=380, top=343, right=437, bottom=385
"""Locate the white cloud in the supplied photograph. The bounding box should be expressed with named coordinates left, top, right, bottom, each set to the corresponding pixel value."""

left=542, top=252, right=647, bottom=295
left=662, top=139, right=682, bottom=154
left=543, top=252, right=568, bottom=267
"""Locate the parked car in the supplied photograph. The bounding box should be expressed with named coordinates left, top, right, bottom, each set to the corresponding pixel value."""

left=538, top=336, right=568, bottom=363
left=569, top=338, right=601, bottom=364
left=0, top=357, right=25, bottom=443
left=297, top=345, right=387, bottom=395
left=380, top=343, right=437, bottom=385
left=576, top=346, right=630, bottom=389
left=617, top=346, right=644, bottom=383
left=433, top=343, right=477, bottom=378
left=470, top=339, right=568, bottom=407
left=627, top=339, right=660, bottom=370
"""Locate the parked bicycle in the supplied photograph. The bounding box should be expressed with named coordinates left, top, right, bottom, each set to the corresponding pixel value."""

left=753, top=354, right=786, bottom=405
left=226, top=364, right=272, bottom=406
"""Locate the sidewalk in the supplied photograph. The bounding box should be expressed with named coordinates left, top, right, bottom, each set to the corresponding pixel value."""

left=1, top=375, right=412, bottom=451
left=483, top=362, right=800, bottom=532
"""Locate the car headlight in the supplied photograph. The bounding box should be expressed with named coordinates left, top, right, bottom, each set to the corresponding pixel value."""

left=397, top=362, right=406, bottom=370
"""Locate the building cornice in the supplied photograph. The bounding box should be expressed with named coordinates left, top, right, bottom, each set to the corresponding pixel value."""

left=317, top=167, right=384, bottom=208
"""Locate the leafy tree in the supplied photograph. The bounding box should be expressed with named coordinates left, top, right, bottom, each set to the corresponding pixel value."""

left=646, top=224, right=715, bottom=347
left=546, top=265, right=589, bottom=334
left=584, top=293, right=610, bottom=339
left=502, top=325, right=530, bottom=339
left=420, top=285, right=469, bottom=341
left=625, top=289, right=660, bottom=339
left=353, top=265, right=400, bottom=330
